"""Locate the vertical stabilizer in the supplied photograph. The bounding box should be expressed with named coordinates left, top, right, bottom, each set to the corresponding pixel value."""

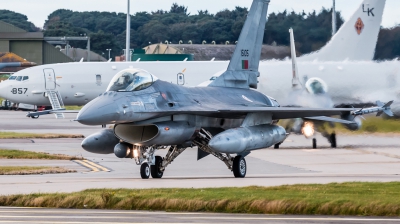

left=209, top=0, right=270, bottom=89
left=300, top=0, right=385, bottom=61
left=289, top=28, right=302, bottom=89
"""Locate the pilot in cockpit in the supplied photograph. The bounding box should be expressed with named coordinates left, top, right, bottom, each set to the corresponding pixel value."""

left=107, top=69, right=157, bottom=92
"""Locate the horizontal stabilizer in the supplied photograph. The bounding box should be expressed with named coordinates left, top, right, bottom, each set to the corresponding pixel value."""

left=304, top=116, right=356, bottom=125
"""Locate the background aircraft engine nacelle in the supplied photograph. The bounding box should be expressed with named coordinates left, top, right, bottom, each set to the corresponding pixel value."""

left=208, top=125, right=287, bottom=154
left=341, top=114, right=362, bottom=131
left=114, top=142, right=132, bottom=158
left=81, top=129, right=120, bottom=154
left=391, top=103, right=400, bottom=117
left=114, top=121, right=196, bottom=146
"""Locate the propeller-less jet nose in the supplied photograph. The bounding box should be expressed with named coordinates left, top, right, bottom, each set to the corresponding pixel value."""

left=0, top=81, right=9, bottom=99
left=76, top=94, right=118, bottom=126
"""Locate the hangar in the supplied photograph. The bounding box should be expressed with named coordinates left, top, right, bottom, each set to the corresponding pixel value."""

left=0, top=21, right=73, bottom=65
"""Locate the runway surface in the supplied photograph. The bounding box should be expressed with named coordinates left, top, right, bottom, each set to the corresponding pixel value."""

left=0, top=207, right=399, bottom=224
left=1, top=111, right=400, bottom=195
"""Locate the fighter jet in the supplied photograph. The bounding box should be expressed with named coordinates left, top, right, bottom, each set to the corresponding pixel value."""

left=76, top=0, right=392, bottom=179
left=281, top=28, right=393, bottom=149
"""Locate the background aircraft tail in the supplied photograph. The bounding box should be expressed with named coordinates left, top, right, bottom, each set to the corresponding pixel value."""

left=300, top=0, right=386, bottom=62
left=209, top=0, right=270, bottom=89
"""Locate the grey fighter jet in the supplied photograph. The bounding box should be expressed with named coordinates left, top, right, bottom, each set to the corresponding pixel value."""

left=76, top=0, right=392, bottom=179
left=282, top=28, right=393, bottom=149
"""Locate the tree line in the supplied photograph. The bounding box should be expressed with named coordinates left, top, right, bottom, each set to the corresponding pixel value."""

left=0, top=4, right=399, bottom=60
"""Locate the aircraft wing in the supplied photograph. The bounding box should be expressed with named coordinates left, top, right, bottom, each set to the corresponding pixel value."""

left=158, top=106, right=356, bottom=121
left=26, top=109, right=80, bottom=118
left=304, top=116, right=355, bottom=124
left=216, top=107, right=355, bottom=120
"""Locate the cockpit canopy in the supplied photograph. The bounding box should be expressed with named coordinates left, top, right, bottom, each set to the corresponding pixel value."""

left=106, top=69, right=158, bottom=92
left=8, top=75, right=29, bottom=81
left=305, top=77, right=328, bottom=95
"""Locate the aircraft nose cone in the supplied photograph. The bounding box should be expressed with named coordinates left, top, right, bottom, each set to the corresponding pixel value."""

left=0, top=81, right=9, bottom=99
left=76, top=95, right=118, bottom=126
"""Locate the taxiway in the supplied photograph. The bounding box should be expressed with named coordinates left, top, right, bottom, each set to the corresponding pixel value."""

left=0, top=111, right=400, bottom=195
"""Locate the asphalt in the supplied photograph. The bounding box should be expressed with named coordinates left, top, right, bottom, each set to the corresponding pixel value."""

left=0, top=207, right=399, bottom=224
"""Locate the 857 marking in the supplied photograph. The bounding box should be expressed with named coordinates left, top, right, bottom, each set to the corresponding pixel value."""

left=11, top=88, right=28, bottom=94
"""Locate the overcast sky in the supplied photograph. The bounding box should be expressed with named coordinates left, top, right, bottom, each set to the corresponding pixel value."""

left=2, top=0, right=399, bottom=29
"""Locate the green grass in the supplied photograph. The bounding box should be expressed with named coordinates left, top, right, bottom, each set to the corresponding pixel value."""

left=0, top=149, right=83, bottom=160
left=1, top=182, right=400, bottom=216
left=280, top=117, right=400, bottom=134
left=0, top=74, right=9, bottom=81
left=65, top=105, right=83, bottom=110
left=0, top=166, right=75, bottom=175
left=0, top=132, right=84, bottom=139
left=336, top=117, right=400, bottom=134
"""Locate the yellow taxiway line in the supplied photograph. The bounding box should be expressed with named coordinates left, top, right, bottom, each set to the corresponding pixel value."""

left=73, top=160, right=110, bottom=172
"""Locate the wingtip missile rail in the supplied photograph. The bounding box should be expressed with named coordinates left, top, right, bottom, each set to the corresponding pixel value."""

left=351, top=100, right=394, bottom=117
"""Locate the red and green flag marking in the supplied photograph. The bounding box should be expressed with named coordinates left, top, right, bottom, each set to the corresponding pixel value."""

left=242, top=60, right=249, bottom=69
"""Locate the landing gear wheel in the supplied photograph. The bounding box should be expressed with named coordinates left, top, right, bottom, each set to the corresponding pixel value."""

left=232, top=155, right=246, bottom=178
left=140, top=163, right=150, bottom=179
left=274, top=143, right=281, bottom=149
left=330, top=133, right=337, bottom=148
left=312, top=138, right=317, bottom=149
left=31, top=115, right=39, bottom=119
left=151, top=156, right=164, bottom=178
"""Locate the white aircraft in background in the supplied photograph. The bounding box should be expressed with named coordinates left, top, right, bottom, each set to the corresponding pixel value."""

left=0, top=0, right=396, bottom=117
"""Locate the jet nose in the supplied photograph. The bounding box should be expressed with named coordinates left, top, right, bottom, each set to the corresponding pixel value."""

left=0, top=81, right=9, bottom=99
left=76, top=95, right=119, bottom=126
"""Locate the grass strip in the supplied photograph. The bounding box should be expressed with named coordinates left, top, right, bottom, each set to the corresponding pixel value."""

left=0, top=149, right=83, bottom=160
left=65, top=105, right=83, bottom=110
left=0, top=132, right=84, bottom=139
left=0, top=166, right=75, bottom=175
left=1, top=182, right=400, bottom=216
left=280, top=117, right=400, bottom=134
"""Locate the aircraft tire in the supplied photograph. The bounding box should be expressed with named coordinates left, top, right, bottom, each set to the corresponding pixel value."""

left=312, top=138, right=317, bottom=149
left=140, top=163, right=150, bottom=179
left=274, top=143, right=280, bottom=149
left=232, top=155, right=246, bottom=178
left=151, top=156, right=164, bottom=178
left=330, top=133, right=337, bottom=148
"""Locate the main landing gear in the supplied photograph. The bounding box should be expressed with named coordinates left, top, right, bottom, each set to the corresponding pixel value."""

left=312, top=132, right=337, bottom=149
left=134, top=128, right=250, bottom=179
left=193, top=129, right=248, bottom=178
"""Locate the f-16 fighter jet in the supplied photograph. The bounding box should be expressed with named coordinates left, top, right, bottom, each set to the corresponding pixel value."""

left=282, top=28, right=393, bottom=149
left=76, top=0, right=392, bottom=179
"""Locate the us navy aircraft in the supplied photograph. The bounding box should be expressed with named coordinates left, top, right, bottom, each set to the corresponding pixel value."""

left=0, top=0, right=393, bottom=115
left=76, top=0, right=392, bottom=179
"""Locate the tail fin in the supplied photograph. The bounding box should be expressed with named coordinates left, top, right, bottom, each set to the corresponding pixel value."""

left=289, top=28, right=302, bottom=89
left=209, top=0, right=270, bottom=89
left=376, top=100, right=394, bottom=117
left=300, top=0, right=386, bottom=61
